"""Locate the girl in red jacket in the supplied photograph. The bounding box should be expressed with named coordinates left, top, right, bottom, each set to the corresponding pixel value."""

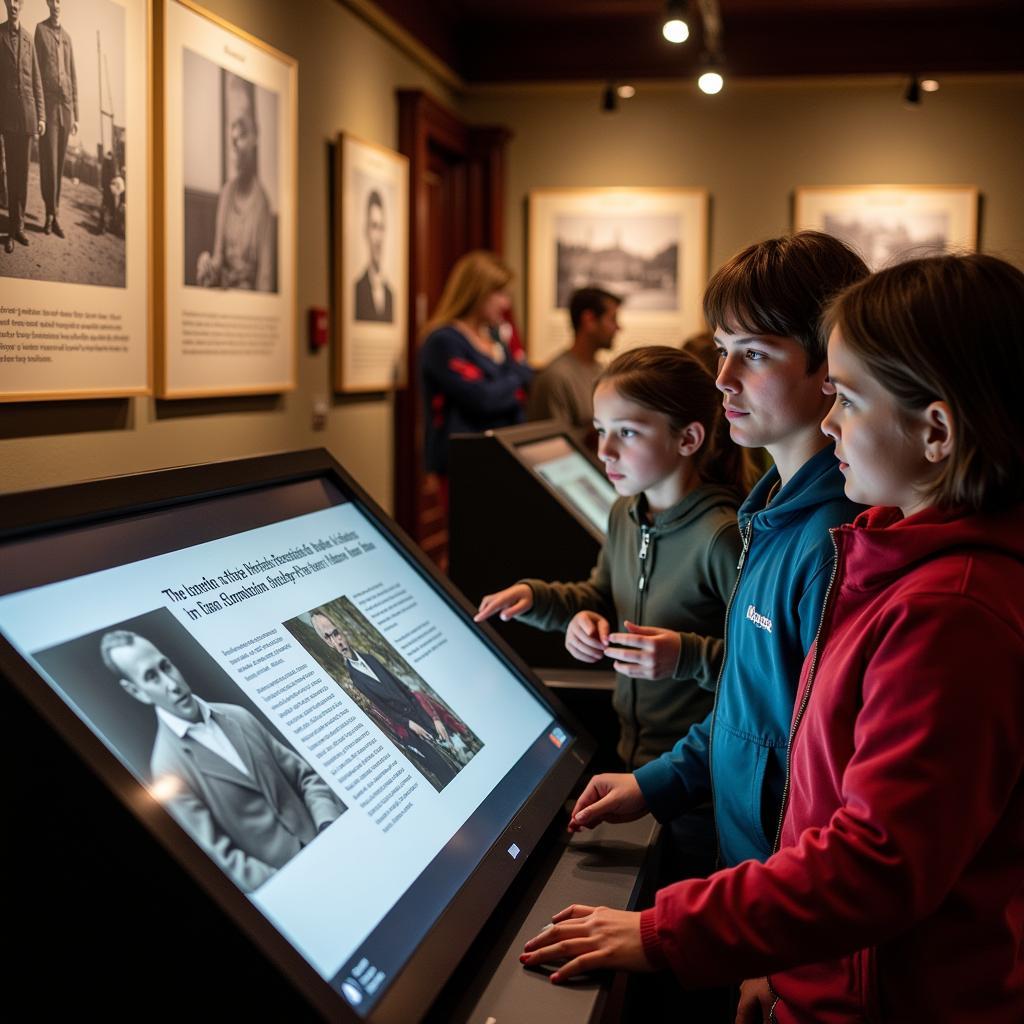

left=521, top=253, right=1024, bottom=1024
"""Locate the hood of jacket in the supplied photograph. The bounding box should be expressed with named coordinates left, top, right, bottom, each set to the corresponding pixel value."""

left=835, top=501, right=1024, bottom=591
left=629, top=483, right=740, bottom=534
left=738, top=443, right=849, bottom=533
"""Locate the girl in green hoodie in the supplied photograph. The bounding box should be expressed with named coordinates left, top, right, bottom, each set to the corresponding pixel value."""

left=475, top=346, right=754, bottom=770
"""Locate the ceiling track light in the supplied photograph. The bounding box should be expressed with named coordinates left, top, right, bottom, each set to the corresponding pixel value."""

left=904, top=74, right=922, bottom=107
left=602, top=81, right=618, bottom=113
left=663, top=0, right=690, bottom=44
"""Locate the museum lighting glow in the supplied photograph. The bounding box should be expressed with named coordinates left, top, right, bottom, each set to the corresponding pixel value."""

left=921, top=79, right=940, bottom=92
left=698, top=70, right=724, bottom=95
left=663, top=18, right=689, bottom=43
left=617, top=84, right=637, bottom=99
left=662, top=0, right=689, bottom=43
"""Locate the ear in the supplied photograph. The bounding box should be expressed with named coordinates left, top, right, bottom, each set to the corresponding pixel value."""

left=677, top=421, right=706, bottom=457
left=118, top=676, right=151, bottom=705
left=921, top=400, right=954, bottom=464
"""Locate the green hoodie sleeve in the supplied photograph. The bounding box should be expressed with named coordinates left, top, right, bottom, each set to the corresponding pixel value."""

left=516, top=539, right=615, bottom=633
left=671, top=518, right=741, bottom=689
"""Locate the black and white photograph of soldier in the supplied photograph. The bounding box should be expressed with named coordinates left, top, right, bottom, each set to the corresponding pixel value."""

left=284, top=596, right=483, bottom=793
left=352, top=172, right=393, bottom=322
left=33, top=608, right=347, bottom=894
left=555, top=212, right=680, bottom=310
left=822, top=209, right=949, bottom=271
left=182, top=47, right=278, bottom=292
left=1, top=0, right=126, bottom=285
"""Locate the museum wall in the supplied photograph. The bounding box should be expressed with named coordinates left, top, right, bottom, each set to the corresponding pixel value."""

left=1, top=0, right=456, bottom=508
left=463, top=76, right=1024, bottom=356
left=4, top=1, right=1022, bottom=510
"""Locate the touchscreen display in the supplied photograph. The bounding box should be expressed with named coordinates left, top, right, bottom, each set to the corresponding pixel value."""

left=517, top=436, right=616, bottom=535
left=0, top=478, right=570, bottom=1017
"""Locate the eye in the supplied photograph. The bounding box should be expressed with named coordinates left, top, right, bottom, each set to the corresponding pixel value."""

left=744, top=349, right=766, bottom=362
left=714, top=347, right=726, bottom=362
left=594, top=426, right=605, bottom=437
left=144, top=669, right=156, bottom=682
left=836, top=392, right=853, bottom=409
left=619, top=428, right=637, bottom=439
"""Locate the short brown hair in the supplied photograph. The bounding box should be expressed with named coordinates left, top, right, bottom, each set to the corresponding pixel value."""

left=569, top=286, right=621, bottom=332
left=597, top=345, right=759, bottom=495
left=704, top=231, right=868, bottom=371
left=825, top=253, right=1024, bottom=514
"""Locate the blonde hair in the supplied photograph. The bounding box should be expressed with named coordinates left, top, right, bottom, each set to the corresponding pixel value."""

left=421, top=250, right=512, bottom=339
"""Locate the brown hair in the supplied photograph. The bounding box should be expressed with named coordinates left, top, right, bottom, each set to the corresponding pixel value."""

left=704, top=231, right=869, bottom=371
left=825, top=253, right=1024, bottom=514
left=569, top=286, right=622, bottom=331
left=421, top=250, right=512, bottom=339
left=596, top=345, right=758, bottom=495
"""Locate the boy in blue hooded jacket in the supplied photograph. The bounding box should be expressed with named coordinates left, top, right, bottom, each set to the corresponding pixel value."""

left=568, top=232, right=869, bottom=869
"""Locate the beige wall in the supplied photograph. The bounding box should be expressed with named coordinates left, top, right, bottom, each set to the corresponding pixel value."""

left=463, top=76, right=1024, bottom=355
left=0, top=0, right=456, bottom=506
left=4, top=4, right=1022, bottom=508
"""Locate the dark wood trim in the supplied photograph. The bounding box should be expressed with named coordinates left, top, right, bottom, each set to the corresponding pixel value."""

left=393, top=90, right=511, bottom=545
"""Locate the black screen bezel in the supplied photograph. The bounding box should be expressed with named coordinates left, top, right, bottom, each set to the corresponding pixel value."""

left=496, top=420, right=613, bottom=542
left=0, top=448, right=595, bottom=1023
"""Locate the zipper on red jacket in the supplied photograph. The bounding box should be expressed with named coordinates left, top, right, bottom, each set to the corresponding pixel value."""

left=628, top=524, right=653, bottom=769
left=771, top=527, right=841, bottom=854
left=705, top=518, right=754, bottom=863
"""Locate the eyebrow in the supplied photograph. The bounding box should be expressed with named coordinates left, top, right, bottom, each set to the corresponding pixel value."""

left=713, top=334, right=784, bottom=348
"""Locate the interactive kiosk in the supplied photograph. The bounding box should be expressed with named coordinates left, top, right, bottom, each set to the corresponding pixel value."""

left=449, top=423, right=622, bottom=764
left=0, top=450, right=658, bottom=1023
left=448, top=421, right=615, bottom=670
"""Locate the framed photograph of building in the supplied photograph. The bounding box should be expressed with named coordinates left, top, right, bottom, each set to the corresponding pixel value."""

left=527, top=188, right=708, bottom=366
left=155, top=0, right=297, bottom=397
left=1, top=0, right=149, bottom=402
left=794, top=185, right=979, bottom=272
left=333, top=133, right=409, bottom=393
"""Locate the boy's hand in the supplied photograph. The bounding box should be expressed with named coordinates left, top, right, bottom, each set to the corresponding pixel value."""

left=474, top=583, right=533, bottom=622
left=565, top=611, right=610, bottom=663
left=568, top=773, right=647, bottom=832
left=605, top=621, right=681, bottom=679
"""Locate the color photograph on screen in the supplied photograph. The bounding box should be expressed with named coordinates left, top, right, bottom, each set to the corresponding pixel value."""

left=32, top=607, right=347, bottom=894
left=283, top=596, right=483, bottom=794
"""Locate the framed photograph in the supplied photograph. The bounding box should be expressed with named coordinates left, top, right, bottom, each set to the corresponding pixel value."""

left=794, top=185, right=979, bottom=271
left=155, top=0, right=297, bottom=398
left=1, top=0, right=150, bottom=402
left=527, top=188, right=708, bottom=366
left=333, top=133, right=408, bottom=393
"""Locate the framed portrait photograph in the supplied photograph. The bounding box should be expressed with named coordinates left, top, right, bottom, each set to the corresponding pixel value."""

left=527, top=188, right=708, bottom=366
left=155, top=0, right=297, bottom=398
left=333, top=133, right=408, bottom=393
left=794, top=185, right=979, bottom=272
left=0, top=0, right=149, bottom=402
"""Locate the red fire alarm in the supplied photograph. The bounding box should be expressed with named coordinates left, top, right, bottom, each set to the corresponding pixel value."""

left=309, top=307, right=329, bottom=350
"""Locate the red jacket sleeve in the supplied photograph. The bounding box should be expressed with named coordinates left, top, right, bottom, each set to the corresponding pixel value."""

left=641, top=594, right=1024, bottom=986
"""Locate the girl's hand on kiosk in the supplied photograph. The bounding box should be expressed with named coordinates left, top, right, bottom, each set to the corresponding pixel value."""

left=474, top=584, right=533, bottom=622
left=520, top=904, right=652, bottom=982
left=605, top=621, right=682, bottom=679
left=568, top=773, right=647, bottom=832
left=565, top=611, right=610, bottom=662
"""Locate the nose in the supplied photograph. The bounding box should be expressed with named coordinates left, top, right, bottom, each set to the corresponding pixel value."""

left=820, top=402, right=839, bottom=441
left=598, top=436, right=616, bottom=462
left=715, top=353, right=740, bottom=394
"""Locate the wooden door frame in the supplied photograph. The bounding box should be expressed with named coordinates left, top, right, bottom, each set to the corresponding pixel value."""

left=394, top=89, right=511, bottom=538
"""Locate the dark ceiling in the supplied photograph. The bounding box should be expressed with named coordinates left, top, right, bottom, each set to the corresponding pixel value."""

left=368, top=0, right=1024, bottom=83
